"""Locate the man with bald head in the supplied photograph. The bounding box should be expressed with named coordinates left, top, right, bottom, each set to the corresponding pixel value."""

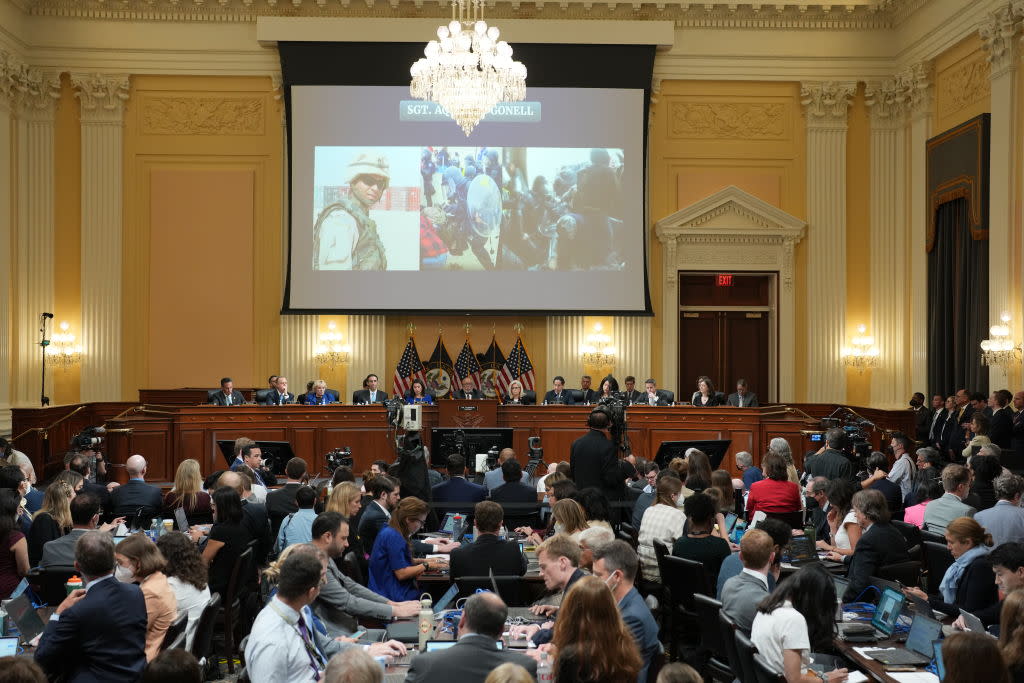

left=109, top=454, right=163, bottom=527
left=216, top=470, right=272, bottom=564
left=483, top=448, right=532, bottom=493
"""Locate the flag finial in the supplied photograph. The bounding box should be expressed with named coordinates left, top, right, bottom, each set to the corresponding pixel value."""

left=407, top=322, right=416, bottom=337
left=513, top=323, right=524, bottom=336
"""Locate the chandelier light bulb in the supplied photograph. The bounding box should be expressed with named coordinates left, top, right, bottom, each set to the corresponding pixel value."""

left=1001, top=311, right=1012, bottom=323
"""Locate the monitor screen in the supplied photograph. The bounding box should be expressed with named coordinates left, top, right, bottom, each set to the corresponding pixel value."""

left=653, top=440, right=731, bottom=470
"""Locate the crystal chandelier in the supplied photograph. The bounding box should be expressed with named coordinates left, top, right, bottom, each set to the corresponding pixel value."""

left=579, top=323, right=618, bottom=367
left=46, top=321, right=82, bottom=371
left=841, top=324, right=879, bottom=373
left=313, top=321, right=351, bottom=370
left=981, top=312, right=1022, bottom=371
left=410, top=0, right=527, bottom=136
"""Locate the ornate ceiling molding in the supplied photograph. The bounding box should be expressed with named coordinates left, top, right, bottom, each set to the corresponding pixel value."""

left=18, top=0, right=928, bottom=26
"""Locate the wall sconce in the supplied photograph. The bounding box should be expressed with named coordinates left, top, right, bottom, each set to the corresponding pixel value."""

left=579, top=323, right=617, bottom=367
left=841, top=324, right=879, bottom=373
left=313, top=321, right=351, bottom=369
left=980, top=312, right=1022, bottom=371
left=46, top=321, right=82, bottom=371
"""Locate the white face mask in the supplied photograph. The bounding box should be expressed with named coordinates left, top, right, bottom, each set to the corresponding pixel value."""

left=554, top=522, right=565, bottom=535
left=115, top=563, right=135, bottom=583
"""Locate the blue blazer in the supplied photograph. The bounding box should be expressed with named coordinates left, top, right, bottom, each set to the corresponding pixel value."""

left=35, top=577, right=148, bottom=683
left=304, top=391, right=337, bottom=405
left=619, top=587, right=662, bottom=683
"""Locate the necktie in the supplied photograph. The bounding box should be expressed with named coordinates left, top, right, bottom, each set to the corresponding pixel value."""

left=649, top=395, right=656, bottom=406
left=226, top=394, right=231, bottom=406
left=738, top=396, right=744, bottom=408
left=296, top=613, right=324, bottom=678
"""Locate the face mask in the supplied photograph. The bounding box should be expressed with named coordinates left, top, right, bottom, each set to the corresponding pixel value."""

left=115, top=563, right=135, bottom=583
left=603, top=571, right=619, bottom=591
left=554, top=522, right=565, bottom=534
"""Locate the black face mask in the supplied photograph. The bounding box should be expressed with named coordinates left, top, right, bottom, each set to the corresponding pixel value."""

left=909, top=398, right=923, bottom=408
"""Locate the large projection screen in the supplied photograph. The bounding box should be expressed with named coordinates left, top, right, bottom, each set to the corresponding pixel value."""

left=279, top=42, right=655, bottom=315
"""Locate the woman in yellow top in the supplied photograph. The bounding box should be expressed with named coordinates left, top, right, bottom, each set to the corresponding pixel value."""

left=115, top=533, right=178, bottom=661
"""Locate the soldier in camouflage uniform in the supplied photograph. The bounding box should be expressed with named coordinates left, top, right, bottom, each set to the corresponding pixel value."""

left=312, top=153, right=389, bottom=271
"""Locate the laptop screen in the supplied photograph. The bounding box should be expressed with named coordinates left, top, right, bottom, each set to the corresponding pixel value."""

left=424, top=640, right=457, bottom=652
left=433, top=583, right=460, bottom=614
left=788, top=536, right=815, bottom=562
left=904, top=614, right=942, bottom=657
left=439, top=513, right=457, bottom=535
left=6, top=594, right=45, bottom=643
left=723, top=513, right=738, bottom=532
left=0, top=637, right=18, bottom=657
left=871, top=587, right=905, bottom=635
left=175, top=508, right=189, bottom=533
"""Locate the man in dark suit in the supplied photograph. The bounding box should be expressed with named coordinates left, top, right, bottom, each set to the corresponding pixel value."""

left=266, top=456, right=307, bottom=537
left=1011, top=391, right=1024, bottom=472
left=578, top=375, right=598, bottom=404
left=834, top=489, right=910, bottom=602
left=109, top=455, right=163, bottom=527
left=542, top=376, right=574, bottom=405
left=259, top=376, right=295, bottom=405
left=570, top=410, right=621, bottom=495
left=35, top=530, right=148, bottom=682
left=622, top=376, right=644, bottom=404
left=990, top=389, right=1014, bottom=450
left=864, top=452, right=903, bottom=517
left=591, top=541, right=661, bottom=683
left=909, top=392, right=931, bottom=441
left=928, top=394, right=948, bottom=448
left=230, top=444, right=278, bottom=488
left=67, top=454, right=111, bottom=509
left=450, top=501, right=527, bottom=578
left=640, top=379, right=670, bottom=406
left=948, top=389, right=975, bottom=458
left=451, top=376, right=484, bottom=400
left=216, top=470, right=271, bottom=565
left=803, top=428, right=855, bottom=482
left=489, top=460, right=537, bottom=504
left=726, top=379, right=760, bottom=408
left=805, top=476, right=831, bottom=545
left=351, top=374, right=388, bottom=404
left=431, top=455, right=486, bottom=510
left=405, top=592, right=537, bottom=683
left=358, top=476, right=401, bottom=553
left=209, top=377, right=247, bottom=406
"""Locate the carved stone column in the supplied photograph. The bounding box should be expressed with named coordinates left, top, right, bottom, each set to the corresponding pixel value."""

left=981, top=6, right=1022, bottom=389
left=280, top=315, right=319, bottom=395
left=0, top=55, right=16, bottom=430
left=72, top=74, right=130, bottom=402
left=905, top=64, right=934, bottom=395
left=801, top=82, right=855, bottom=403
left=611, top=316, right=651, bottom=384
left=865, top=74, right=913, bottom=409
left=13, top=69, right=60, bottom=408
left=546, top=317, right=585, bottom=386
left=347, top=315, right=386, bottom=401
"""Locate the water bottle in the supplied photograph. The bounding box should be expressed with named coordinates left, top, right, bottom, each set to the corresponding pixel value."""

left=149, top=519, right=161, bottom=541
left=537, top=651, right=554, bottom=681
left=499, top=525, right=507, bottom=541
left=0, top=600, right=7, bottom=636
left=418, top=594, right=433, bottom=651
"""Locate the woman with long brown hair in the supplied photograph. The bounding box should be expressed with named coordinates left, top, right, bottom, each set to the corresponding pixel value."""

left=551, top=575, right=642, bottom=682
left=999, top=589, right=1024, bottom=682
left=368, top=497, right=446, bottom=601
left=944, top=630, right=1009, bottom=683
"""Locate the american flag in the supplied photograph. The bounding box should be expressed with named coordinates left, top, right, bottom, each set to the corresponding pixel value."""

left=393, top=337, right=427, bottom=398
left=498, top=336, right=536, bottom=394
left=454, top=340, right=482, bottom=390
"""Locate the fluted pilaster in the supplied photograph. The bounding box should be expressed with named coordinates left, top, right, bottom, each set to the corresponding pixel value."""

left=347, top=315, right=386, bottom=401
left=905, top=64, right=934, bottom=395
left=280, top=315, right=319, bottom=394
left=611, top=316, right=651, bottom=384
left=546, top=317, right=585, bottom=385
left=13, top=69, right=60, bottom=408
left=801, top=81, right=855, bottom=403
left=73, top=73, right=130, bottom=402
left=0, top=69, right=13, bottom=430
left=981, top=6, right=1021, bottom=389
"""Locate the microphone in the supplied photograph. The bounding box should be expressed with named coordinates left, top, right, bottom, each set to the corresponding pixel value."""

left=41, top=312, right=54, bottom=318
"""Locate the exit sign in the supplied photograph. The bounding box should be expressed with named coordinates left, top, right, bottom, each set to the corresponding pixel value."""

left=716, top=274, right=734, bottom=287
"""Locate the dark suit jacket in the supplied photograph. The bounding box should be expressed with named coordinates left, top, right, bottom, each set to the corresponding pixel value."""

left=578, top=388, right=598, bottom=404
left=258, top=391, right=295, bottom=405
left=639, top=391, right=670, bottom=406
left=570, top=430, right=620, bottom=494
left=109, top=479, right=163, bottom=526
left=619, top=586, right=661, bottom=682
left=1011, top=410, right=1024, bottom=472
left=450, top=533, right=527, bottom=579
left=804, top=449, right=854, bottom=482
left=940, top=411, right=959, bottom=454
left=870, top=477, right=904, bottom=516
left=542, top=390, right=575, bottom=405
left=691, top=391, right=724, bottom=407
left=912, top=407, right=932, bottom=441
left=489, top=481, right=537, bottom=504
left=451, top=389, right=484, bottom=400
left=726, top=391, right=759, bottom=407
left=405, top=633, right=537, bottom=683
left=266, top=482, right=302, bottom=537
left=80, top=481, right=110, bottom=510
left=209, top=390, right=247, bottom=406
left=35, top=576, right=148, bottom=683
left=241, top=499, right=271, bottom=565
left=929, top=408, right=948, bottom=445
left=25, top=486, right=44, bottom=514
left=351, top=389, right=388, bottom=404
left=948, top=405, right=975, bottom=456
left=843, top=522, right=910, bottom=602
left=624, top=389, right=644, bottom=404
left=991, top=407, right=1013, bottom=449
left=358, top=501, right=389, bottom=554
left=928, top=554, right=998, bottom=618
left=431, top=477, right=486, bottom=509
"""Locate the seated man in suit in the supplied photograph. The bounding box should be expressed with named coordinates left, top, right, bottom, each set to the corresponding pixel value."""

left=41, top=493, right=122, bottom=568
left=230, top=443, right=277, bottom=491
left=209, top=376, right=246, bottom=406
left=450, top=501, right=527, bottom=579
left=259, top=375, right=295, bottom=405
left=591, top=541, right=661, bottom=683
left=720, top=528, right=776, bottom=633
left=352, top=373, right=388, bottom=404
left=35, top=530, right=148, bottom=682
left=216, top=470, right=272, bottom=566
left=542, top=376, right=575, bottom=405
left=358, top=475, right=401, bottom=554
left=489, top=459, right=537, bottom=504
left=578, top=375, right=598, bottom=404
left=622, top=376, right=644, bottom=404
left=923, top=464, right=977, bottom=534
left=109, top=455, right=163, bottom=528
left=726, top=378, right=759, bottom=408
left=640, top=379, right=670, bottom=406
left=266, top=457, right=308, bottom=538
left=484, top=449, right=533, bottom=493
left=451, top=376, right=484, bottom=400
left=829, top=489, right=910, bottom=602
left=432, top=455, right=486, bottom=510
left=405, top=592, right=537, bottom=683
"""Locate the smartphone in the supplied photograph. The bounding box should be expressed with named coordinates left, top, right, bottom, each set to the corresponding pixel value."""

left=351, top=629, right=367, bottom=640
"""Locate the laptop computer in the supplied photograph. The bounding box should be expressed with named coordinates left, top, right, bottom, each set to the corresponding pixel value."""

left=0, top=637, right=18, bottom=657
left=863, top=612, right=942, bottom=665
left=174, top=508, right=190, bottom=533
left=839, top=587, right=905, bottom=642
left=385, top=583, right=461, bottom=643
left=5, top=594, right=45, bottom=645
left=436, top=513, right=458, bottom=535
left=959, top=608, right=992, bottom=636
left=786, top=536, right=844, bottom=570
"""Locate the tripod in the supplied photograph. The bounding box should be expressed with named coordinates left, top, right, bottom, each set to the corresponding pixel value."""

left=39, top=312, right=53, bottom=406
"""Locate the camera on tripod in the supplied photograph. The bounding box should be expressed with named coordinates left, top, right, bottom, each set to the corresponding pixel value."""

left=71, top=427, right=105, bottom=451
left=325, top=447, right=353, bottom=472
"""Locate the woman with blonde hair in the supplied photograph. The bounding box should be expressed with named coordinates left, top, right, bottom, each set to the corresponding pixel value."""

left=163, top=458, right=212, bottom=520
left=115, top=533, right=178, bottom=661
left=484, top=662, right=534, bottom=683
left=551, top=575, right=642, bottom=682
left=503, top=379, right=532, bottom=405
left=27, top=473, right=82, bottom=566
left=550, top=499, right=588, bottom=541
left=903, top=516, right=997, bottom=617
left=327, top=481, right=365, bottom=558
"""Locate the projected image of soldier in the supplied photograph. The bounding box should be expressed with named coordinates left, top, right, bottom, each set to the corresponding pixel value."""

left=420, top=148, right=437, bottom=208
left=311, top=153, right=389, bottom=270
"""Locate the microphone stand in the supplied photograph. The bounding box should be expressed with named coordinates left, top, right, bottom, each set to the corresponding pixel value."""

left=39, top=313, right=53, bottom=407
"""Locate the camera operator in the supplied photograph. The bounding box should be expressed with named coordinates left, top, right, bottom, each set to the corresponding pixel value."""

left=71, top=430, right=107, bottom=485
left=803, top=428, right=856, bottom=483
left=570, top=410, right=635, bottom=523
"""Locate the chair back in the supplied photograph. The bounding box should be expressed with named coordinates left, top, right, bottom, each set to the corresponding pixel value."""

left=762, top=510, right=804, bottom=529
left=26, top=566, right=79, bottom=606
left=454, top=575, right=525, bottom=607
left=190, top=593, right=222, bottom=660
left=617, top=529, right=638, bottom=549
left=620, top=522, right=638, bottom=541
left=206, top=390, right=220, bottom=404
left=920, top=529, right=946, bottom=545
left=878, top=560, right=922, bottom=588
left=923, top=541, right=954, bottom=592
left=753, top=654, right=786, bottom=683
left=662, top=555, right=710, bottom=613
left=733, top=627, right=760, bottom=683
left=719, top=611, right=746, bottom=680
left=693, top=593, right=731, bottom=674
left=661, top=390, right=675, bottom=404
left=892, top=519, right=923, bottom=560
left=160, top=611, right=189, bottom=652
left=341, top=551, right=365, bottom=586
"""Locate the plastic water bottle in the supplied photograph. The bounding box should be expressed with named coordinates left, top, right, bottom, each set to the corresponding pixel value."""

left=418, top=594, right=433, bottom=651
left=499, top=525, right=508, bottom=541
left=149, top=519, right=160, bottom=541
left=537, top=651, right=553, bottom=681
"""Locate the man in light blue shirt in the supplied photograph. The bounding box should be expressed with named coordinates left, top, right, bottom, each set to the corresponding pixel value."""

left=976, top=473, right=1024, bottom=547
left=276, top=486, right=319, bottom=554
